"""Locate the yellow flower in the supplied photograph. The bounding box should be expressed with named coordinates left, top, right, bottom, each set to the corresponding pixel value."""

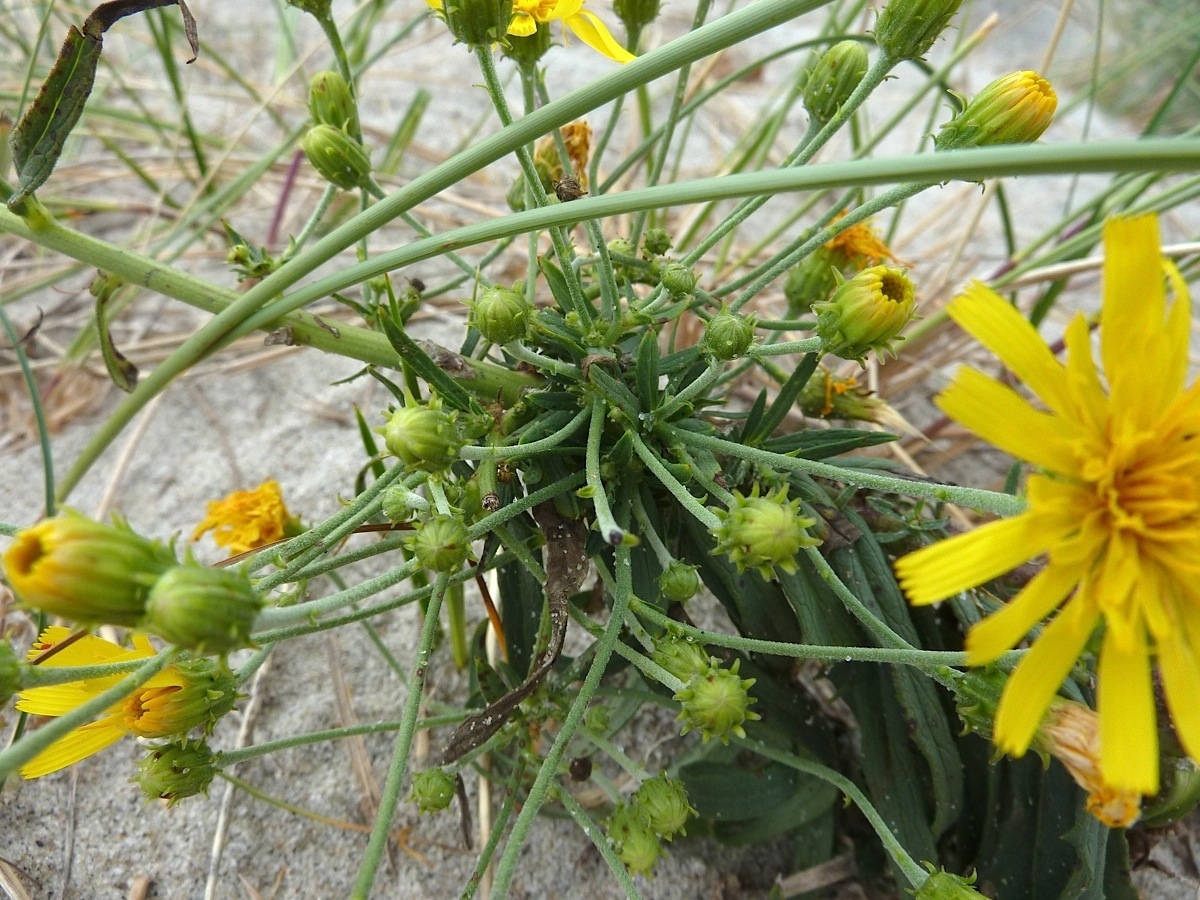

left=826, top=212, right=897, bottom=269
left=191, top=480, right=297, bottom=556
left=895, top=214, right=1197, bottom=795
left=16, top=627, right=234, bottom=778
left=425, top=0, right=633, bottom=62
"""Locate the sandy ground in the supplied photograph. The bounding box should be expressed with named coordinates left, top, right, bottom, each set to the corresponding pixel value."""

left=3, top=0, right=1199, bottom=897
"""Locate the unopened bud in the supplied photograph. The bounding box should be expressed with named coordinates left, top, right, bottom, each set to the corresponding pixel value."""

left=136, top=740, right=217, bottom=804
left=874, top=0, right=965, bottom=61
left=301, top=124, right=371, bottom=191
left=606, top=803, right=662, bottom=875
left=633, top=775, right=695, bottom=839
left=308, top=70, right=359, bottom=134
left=658, top=560, right=700, bottom=603
left=613, top=0, right=661, bottom=34
left=676, top=659, right=760, bottom=744
left=803, top=41, right=869, bottom=125
left=784, top=249, right=839, bottom=315
left=704, top=310, right=755, bottom=361
left=934, top=71, right=1057, bottom=150
left=0, top=641, right=18, bottom=708
left=143, top=564, right=262, bottom=653
left=407, top=515, right=472, bottom=573
left=710, top=486, right=818, bottom=580
left=471, top=285, right=532, bottom=345
left=379, top=400, right=462, bottom=472
left=653, top=636, right=713, bottom=683
left=642, top=227, right=672, bottom=257
left=660, top=262, right=698, bottom=296
left=410, top=768, right=456, bottom=813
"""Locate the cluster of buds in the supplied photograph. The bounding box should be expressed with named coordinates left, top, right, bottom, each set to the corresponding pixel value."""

left=710, top=485, right=819, bottom=580
left=604, top=775, right=694, bottom=875
left=813, top=265, right=916, bottom=363
left=301, top=70, right=371, bottom=192
left=410, top=767, right=457, bottom=813
left=653, top=634, right=760, bottom=744
left=135, top=740, right=218, bottom=804
left=1, top=511, right=262, bottom=652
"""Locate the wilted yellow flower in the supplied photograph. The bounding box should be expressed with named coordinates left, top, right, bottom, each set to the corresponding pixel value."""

left=192, top=480, right=298, bottom=556
left=896, top=214, right=1197, bottom=795
left=826, top=212, right=897, bottom=269
left=16, top=627, right=236, bottom=778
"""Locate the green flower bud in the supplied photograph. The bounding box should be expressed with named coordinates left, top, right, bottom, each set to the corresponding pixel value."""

left=301, top=124, right=372, bottom=191
left=642, top=227, right=672, bottom=257
left=653, top=636, right=713, bottom=683
left=613, top=0, right=661, bottom=34
left=1, top=510, right=175, bottom=627
left=584, top=705, right=611, bottom=734
left=143, top=564, right=262, bottom=653
left=379, top=399, right=462, bottom=472
left=658, top=561, right=700, bottom=603
left=504, top=25, right=553, bottom=69
left=710, top=485, right=819, bottom=580
left=873, top=0, right=965, bottom=61
left=803, top=40, right=869, bottom=125
left=135, top=740, right=217, bottom=805
left=470, top=285, right=532, bottom=345
left=607, top=237, right=635, bottom=259
left=436, top=0, right=514, bottom=46
left=913, top=865, right=987, bottom=899
left=934, top=71, right=1057, bottom=150
left=410, top=767, right=456, bottom=813
left=813, top=265, right=915, bottom=363
left=381, top=485, right=423, bottom=523
left=308, top=70, right=359, bottom=134
left=130, top=658, right=239, bottom=738
left=407, top=515, right=472, bottom=573
left=606, top=803, right=662, bottom=875
left=676, top=659, right=760, bottom=744
left=0, top=641, right=18, bottom=708
left=660, top=262, right=698, bottom=296
left=783, top=249, right=839, bottom=316
left=704, top=310, right=755, bottom=361
left=633, top=775, right=695, bottom=839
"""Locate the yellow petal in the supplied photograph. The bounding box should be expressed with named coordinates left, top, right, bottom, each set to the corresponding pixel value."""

left=994, top=599, right=1098, bottom=756
left=1099, top=215, right=1166, bottom=426
left=946, top=282, right=1072, bottom=417
left=965, top=563, right=1078, bottom=663
left=895, top=513, right=1051, bottom=605
left=19, top=716, right=127, bottom=779
left=565, top=11, right=635, bottom=63
left=936, top=368, right=1081, bottom=473
left=1061, top=313, right=1108, bottom=433
left=1097, top=626, right=1159, bottom=794
left=507, top=12, right=539, bottom=36
left=1159, top=632, right=1200, bottom=764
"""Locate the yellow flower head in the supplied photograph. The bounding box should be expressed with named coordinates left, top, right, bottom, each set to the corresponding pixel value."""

left=510, top=0, right=633, bottom=63
left=825, top=212, right=897, bottom=269
left=895, top=214, right=1197, bottom=795
left=16, top=627, right=236, bottom=778
left=192, top=480, right=297, bottom=556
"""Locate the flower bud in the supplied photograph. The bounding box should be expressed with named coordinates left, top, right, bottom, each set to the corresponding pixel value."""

left=504, top=25, right=553, bottom=69
left=784, top=250, right=838, bottom=316
left=127, top=658, right=238, bottom=738
left=606, top=803, right=662, bottom=875
left=135, top=740, right=217, bottom=804
left=143, top=564, right=262, bottom=653
left=2, top=510, right=174, bottom=626
left=470, top=285, right=532, bottom=345
left=410, top=767, right=456, bottom=813
left=704, top=310, right=755, bottom=361
left=308, top=70, right=359, bottom=134
left=613, top=0, right=661, bottom=34
left=658, top=561, right=700, bottom=603
left=381, top=485, right=424, bottom=523
left=379, top=400, right=462, bottom=472
left=407, top=515, right=472, bottom=573
left=710, top=486, right=818, bottom=580
left=873, top=0, right=965, bottom=61
left=676, top=659, right=760, bottom=744
left=642, top=227, right=672, bottom=257
left=653, top=636, right=713, bottom=683
left=914, top=866, right=988, bottom=900
left=436, top=0, right=514, bottom=46
left=584, top=705, right=611, bottom=733
left=0, top=641, right=18, bottom=708
left=607, top=237, right=635, bottom=259
left=633, top=775, right=695, bottom=839
left=660, top=262, right=698, bottom=296
left=803, top=41, right=869, bottom=125
left=301, top=124, right=372, bottom=191
left=813, top=265, right=915, bottom=363
left=934, top=71, right=1057, bottom=150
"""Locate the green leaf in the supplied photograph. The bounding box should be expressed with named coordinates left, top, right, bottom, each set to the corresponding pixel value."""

left=380, top=316, right=484, bottom=415
left=353, top=406, right=387, bottom=483
left=496, top=517, right=544, bottom=679
left=635, top=328, right=660, bottom=413
left=537, top=256, right=574, bottom=314
left=763, top=428, right=896, bottom=459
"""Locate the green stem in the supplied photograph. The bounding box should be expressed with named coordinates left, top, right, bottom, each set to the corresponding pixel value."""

left=748, top=338, right=823, bottom=357
left=737, top=736, right=928, bottom=889
left=665, top=425, right=1026, bottom=516
left=656, top=358, right=724, bottom=421
left=459, top=406, right=588, bottom=461
left=0, top=651, right=176, bottom=779
left=0, top=305, right=53, bottom=515
left=351, top=574, right=449, bottom=898
left=587, top=396, right=625, bottom=545
left=490, top=543, right=636, bottom=897
left=553, top=786, right=645, bottom=900
left=460, top=759, right=527, bottom=900
left=628, top=431, right=721, bottom=530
